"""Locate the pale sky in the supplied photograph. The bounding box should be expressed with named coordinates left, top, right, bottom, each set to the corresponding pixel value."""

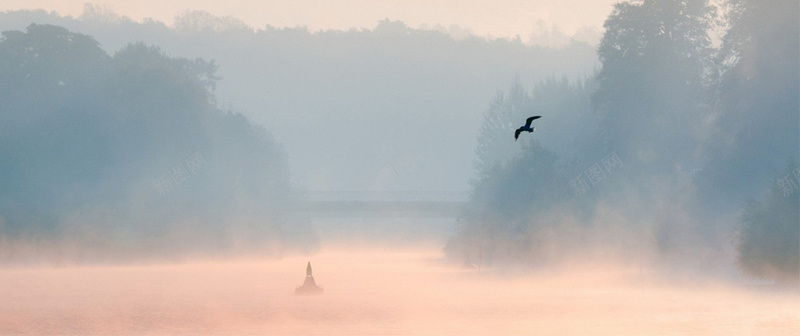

left=2, top=1, right=617, bottom=41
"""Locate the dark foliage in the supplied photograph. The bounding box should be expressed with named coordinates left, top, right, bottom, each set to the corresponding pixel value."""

left=0, top=25, right=303, bottom=261
left=737, top=162, right=800, bottom=285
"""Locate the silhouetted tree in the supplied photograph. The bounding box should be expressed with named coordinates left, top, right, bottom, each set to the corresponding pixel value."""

left=174, top=10, right=251, bottom=33
left=473, top=76, right=531, bottom=180
left=452, top=75, right=598, bottom=265
left=0, top=25, right=297, bottom=259
left=452, top=139, right=571, bottom=264
left=474, top=77, right=597, bottom=180
left=721, top=0, right=799, bottom=284
left=698, top=0, right=799, bottom=208
left=0, top=24, right=112, bottom=234
left=737, top=161, right=800, bottom=285
left=0, top=9, right=599, bottom=195
left=593, top=0, right=715, bottom=173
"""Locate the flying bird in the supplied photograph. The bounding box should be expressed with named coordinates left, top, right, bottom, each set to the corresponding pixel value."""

left=515, top=116, right=541, bottom=140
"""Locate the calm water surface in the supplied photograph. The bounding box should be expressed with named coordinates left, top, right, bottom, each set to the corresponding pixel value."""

left=1, top=246, right=798, bottom=335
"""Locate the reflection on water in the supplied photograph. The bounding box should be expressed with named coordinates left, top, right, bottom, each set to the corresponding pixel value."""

left=1, top=245, right=798, bottom=335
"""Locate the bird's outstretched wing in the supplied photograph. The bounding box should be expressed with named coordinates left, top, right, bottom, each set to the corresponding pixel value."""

left=525, top=116, right=541, bottom=127
left=514, top=128, right=522, bottom=140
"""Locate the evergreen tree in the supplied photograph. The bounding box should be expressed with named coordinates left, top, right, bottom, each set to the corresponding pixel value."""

left=737, top=162, right=800, bottom=285
left=699, top=0, right=799, bottom=207
left=593, top=0, right=716, bottom=173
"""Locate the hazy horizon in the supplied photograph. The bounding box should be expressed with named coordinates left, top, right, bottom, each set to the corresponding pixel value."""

left=0, top=0, right=797, bottom=334
left=1, top=1, right=615, bottom=46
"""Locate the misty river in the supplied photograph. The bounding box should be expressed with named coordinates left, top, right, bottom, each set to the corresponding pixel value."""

left=1, top=238, right=798, bottom=335
left=0, top=1, right=797, bottom=334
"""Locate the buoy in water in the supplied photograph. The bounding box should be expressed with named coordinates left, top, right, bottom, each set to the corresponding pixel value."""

left=295, top=261, right=324, bottom=295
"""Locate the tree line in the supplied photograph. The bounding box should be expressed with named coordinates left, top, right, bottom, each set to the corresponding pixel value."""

left=0, top=24, right=314, bottom=262
left=452, top=0, right=798, bottom=284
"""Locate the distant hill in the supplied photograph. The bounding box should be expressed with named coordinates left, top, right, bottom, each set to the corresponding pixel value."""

left=0, top=24, right=311, bottom=262
left=0, top=9, right=599, bottom=194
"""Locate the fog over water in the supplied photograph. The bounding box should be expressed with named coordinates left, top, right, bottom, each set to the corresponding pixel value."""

left=0, top=0, right=798, bottom=334
left=2, top=244, right=798, bottom=335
